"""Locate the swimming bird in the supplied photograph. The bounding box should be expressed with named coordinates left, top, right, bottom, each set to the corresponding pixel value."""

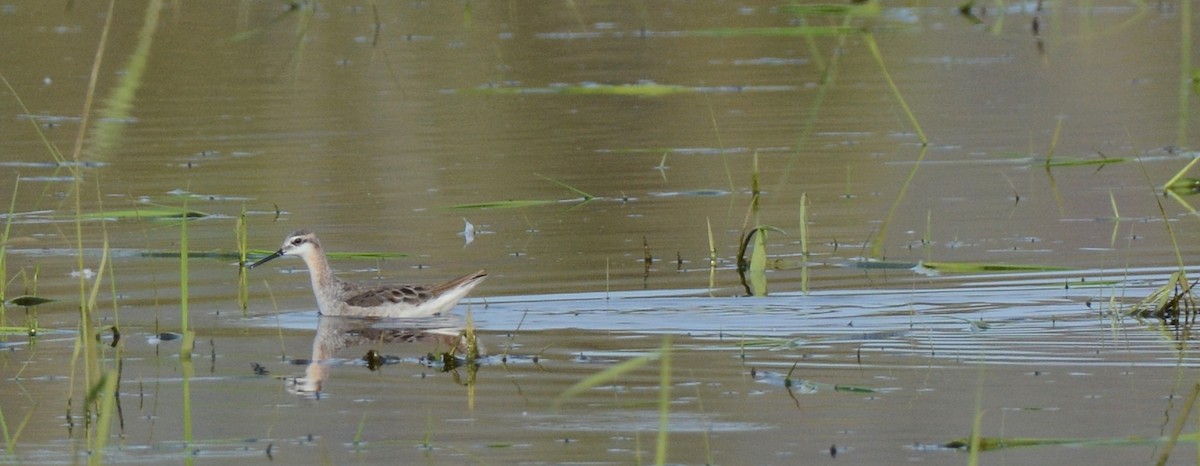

left=247, top=230, right=486, bottom=318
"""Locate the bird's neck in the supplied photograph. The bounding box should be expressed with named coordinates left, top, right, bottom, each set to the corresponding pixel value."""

left=302, top=249, right=343, bottom=310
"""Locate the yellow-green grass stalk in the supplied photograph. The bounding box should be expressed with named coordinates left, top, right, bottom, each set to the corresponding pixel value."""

left=236, top=204, right=249, bottom=312
left=704, top=96, right=735, bottom=193
left=87, top=369, right=119, bottom=465
left=449, top=174, right=593, bottom=210
left=1156, top=382, right=1200, bottom=465
left=799, top=193, right=810, bottom=294
left=968, top=366, right=985, bottom=465
left=654, top=337, right=672, bottom=466
left=774, top=14, right=852, bottom=190
left=923, top=209, right=933, bottom=261
left=66, top=5, right=115, bottom=446
left=90, top=0, right=162, bottom=157
left=1109, top=192, right=1121, bottom=248
left=0, top=176, right=20, bottom=319
left=706, top=218, right=717, bottom=295
left=353, top=412, right=369, bottom=447
left=0, top=400, right=36, bottom=456
left=1043, top=117, right=1064, bottom=170
left=181, top=353, right=194, bottom=454
left=1178, top=0, right=1192, bottom=147
left=0, top=74, right=65, bottom=164
left=1162, top=156, right=1200, bottom=194
left=421, top=408, right=434, bottom=449
left=556, top=349, right=661, bottom=406
left=871, top=145, right=929, bottom=259
left=863, top=33, right=926, bottom=145
left=781, top=1, right=881, bottom=17
left=180, top=204, right=195, bottom=360
left=749, top=227, right=768, bottom=296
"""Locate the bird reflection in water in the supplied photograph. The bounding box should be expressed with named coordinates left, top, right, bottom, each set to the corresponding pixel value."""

left=287, top=314, right=482, bottom=396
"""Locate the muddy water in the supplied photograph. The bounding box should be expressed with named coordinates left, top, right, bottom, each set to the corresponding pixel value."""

left=2, top=1, right=1199, bottom=464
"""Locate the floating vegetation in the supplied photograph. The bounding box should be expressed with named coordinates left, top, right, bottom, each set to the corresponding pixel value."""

left=1127, top=270, right=1196, bottom=321
left=448, top=199, right=573, bottom=209
left=689, top=26, right=865, bottom=37
left=780, top=2, right=882, bottom=17
left=842, top=259, right=1068, bottom=274
left=918, top=261, right=1071, bottom=273
left=942, top=434, right=1186, bottom=452
left=1044, top=154, right=1129, bottom=168
left=461, top=81, right=796, bottom=96
left=649, top=189, right=731, bottom=197
left=449, top=174, right=594, bottom=210
left=78, top=206, right=208, bottom=220
left=1165, top=177, right=1200, bottom=194
left=597, top=147, right=763, bottom=156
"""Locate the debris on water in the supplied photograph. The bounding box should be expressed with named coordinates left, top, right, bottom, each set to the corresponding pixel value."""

left=8, top=295, right=54, bottom=306
left=461, top=218, right=476, bottom=246
left=148, top=332, right=182, bottom=344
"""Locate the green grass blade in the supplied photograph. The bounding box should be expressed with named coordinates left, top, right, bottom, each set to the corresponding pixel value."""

left=555, top=353, right=661, bottom=407
left=0, top=75, right=66, bottom=164
left=871, top=145, right=928, bottom=258
left=78, top=206, right=207, bottom=220
left=534, top=173, right=593, bottom=199
left=781, top=2, right=882, bottom=17
left=749, top=227, right=768, bottom=296
left=90, top=370, right=119, bottom=464
left=448, top=200, right=559, bottom=209
left=690, top=25, right=863, bottom=37
left=863, top=32, right=926, bottom=145
left=655, top=337, right=672, bottom=466
left=920, top=261, right=1071, bottom=273
left=0, top=175, right=19, bottom=308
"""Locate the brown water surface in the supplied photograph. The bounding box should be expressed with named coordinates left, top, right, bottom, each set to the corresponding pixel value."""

left=2, top=1, right=1199, bottom=464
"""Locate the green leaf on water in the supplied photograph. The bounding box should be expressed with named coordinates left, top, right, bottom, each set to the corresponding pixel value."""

left=1044, top=156, right=1128, bottom=167
left=79, top=207, right=207, bottom=220
left=921, top=261, right=1071, bottom=273
left=1166, top=177, right=1200, bottom=195
left=944, top=434, right=1177, bottom=451
left=450, top=176, right=595, bottom=210
left=689, top=25, right=864, bottom=37
left=781, top=2, right=882, bottom=17
left=833, top=384, right=877, bottom=393
left=561, top=83, right=694, bottom=96
left=448, top=199, right=562, bottom=209
left=464, top=82, right=797, bottom=97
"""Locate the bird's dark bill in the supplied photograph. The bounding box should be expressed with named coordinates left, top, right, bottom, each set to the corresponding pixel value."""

left=247, top=250, right=285, bottom=269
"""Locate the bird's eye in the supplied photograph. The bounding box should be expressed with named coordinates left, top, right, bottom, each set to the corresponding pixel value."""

left=291, top=238, right=304, bottom=245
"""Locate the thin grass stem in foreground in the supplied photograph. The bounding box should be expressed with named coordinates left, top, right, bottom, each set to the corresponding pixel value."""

left=863, top=32, right=926, bottom=145
left=654, top=337, right=672, bottom=466
left=871, top=145, right=928, bottom=259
